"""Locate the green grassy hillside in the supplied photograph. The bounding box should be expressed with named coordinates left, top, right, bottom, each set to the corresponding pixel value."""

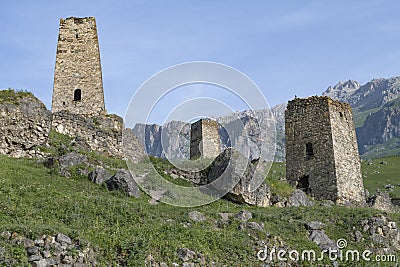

left=0, top=155, right=399, bottom=266
left=362, top=156, right=400, bottom=198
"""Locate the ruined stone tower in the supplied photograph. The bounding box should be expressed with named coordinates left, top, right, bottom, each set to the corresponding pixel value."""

left=190, top=119, right=220, bottom=159
left=52, top=17, right=105, bottom=116
left=285, top=96, right=365, bottom=204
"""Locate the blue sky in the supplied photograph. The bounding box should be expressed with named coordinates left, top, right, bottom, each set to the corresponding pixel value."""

left=1, top=1, right=400, bottom=124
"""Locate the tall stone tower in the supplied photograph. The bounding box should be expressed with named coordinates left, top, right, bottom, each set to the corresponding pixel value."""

left=190, top=119, right=220, bottom=159
left=52, top=17, right=105, bottom=116
left=285, top=96, right=365, bottom=204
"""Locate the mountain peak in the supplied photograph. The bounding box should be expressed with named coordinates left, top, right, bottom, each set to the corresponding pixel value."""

left=322, top=79, right=361, bottom=102
left=325, top=80, right=360, bottom=93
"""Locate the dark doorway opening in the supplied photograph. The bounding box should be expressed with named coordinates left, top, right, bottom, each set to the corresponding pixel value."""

left=297, top=175, right=311, bottom=194
left=74, top=89, right=81, bottom=101
left=306, top=142, right=314, bottom=160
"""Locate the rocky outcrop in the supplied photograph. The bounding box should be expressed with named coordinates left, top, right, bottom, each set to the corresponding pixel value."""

left=52, top=111, right=124, bottom=157
left=207, top=148, right=271, bottom=207
left=0, top=91, right=51, bottom=158
left=356, top=105, right=400, bottom=154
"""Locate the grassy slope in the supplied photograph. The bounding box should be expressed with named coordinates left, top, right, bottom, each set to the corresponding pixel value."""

left=0, top=155, right=400, bottom=266
left=362, top=156, right=400, bottom=198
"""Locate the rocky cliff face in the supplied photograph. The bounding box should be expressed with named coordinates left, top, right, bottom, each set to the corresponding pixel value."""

left=132, top=109, right=276, bottom=162
left=323, top=77, right=400, bottom=157
left=132, top=121, right=190, bottom=159
left=356, top=105, right=400, bottom=155
left=343, top=77, right=400, bottom=110
left=0, top=90, right=51, bottom=157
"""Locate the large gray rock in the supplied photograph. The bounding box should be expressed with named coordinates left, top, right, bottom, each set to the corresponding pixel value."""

left=106, top=170, right=140, bottom=197
left=207, top=148, right=271, bottom=207
left=58, top=152, right=88, bottom=177
left=306, top=221, right=337, bottom=252
left=0, top=91, right=51, bottom=158
left=367, top=192, right=399, bottom=212
left=188, top=211, right=206, bottom=222
left=88, top=167, right=111, bottom=184
left=309, top=229, right=337, bottom=251
left=287, top=189, right=314, bottom=207
left=235, top=210, right=253, bottom=221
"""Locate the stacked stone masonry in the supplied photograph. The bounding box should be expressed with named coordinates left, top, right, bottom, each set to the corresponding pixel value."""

left=285, top=96, right=365, bottom=204
left=52, top=17, right=105, bottom=116
left=190, top=119, right=220, bottom=159
left=52, top=111, right=124, bottom=157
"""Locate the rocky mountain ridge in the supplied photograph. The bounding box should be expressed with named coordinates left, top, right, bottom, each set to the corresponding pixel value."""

left=134, top=76, right=400, bottom=160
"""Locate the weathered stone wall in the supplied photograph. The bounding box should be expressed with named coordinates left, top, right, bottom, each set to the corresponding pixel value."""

left=0, top=94, right=51, bottom=158
left=329, top=100, right=365, bottom=203
left=190, top=119, right=220, bottom=159
left=285, top=96, right=364, bottom=204
left=52, top=111, right=122, bottom=157
left=52, top=17, right=105, bottom=116
left=52, top=111, right=144, bottom=162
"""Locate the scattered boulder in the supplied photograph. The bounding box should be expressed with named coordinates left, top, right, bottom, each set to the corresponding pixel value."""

left=271, top=195, right=288, bottom=207
left=207, top=148, right=271, bottom=207
left=188, top=211, right=206, bottom=222
left=239, top=222, right=264, bottom=231
left=177, top=248, right=196, bottom=262
left=58, top=152, right=88, bottom=177
left=56, top=233, right=72, bottom=245
left=218, top=212, right=234, bottom=222
left=353, top=230, right=364, bottom=242
left=367, top=192, right=398, bottom=212
left=235, top=210, right=253, bottom=221
left=106, top=169, right=140, bottom=197
left=176, top=248, right=205, bottom=265
left=88, top=167, right=111, bottom=184
left=287, top=189, right=314, bottom=207
left=306, top=221, right=325, bottom=230
left=306, top=221, right=337, bottom=252
left=309, top=229, right=337, bottom=251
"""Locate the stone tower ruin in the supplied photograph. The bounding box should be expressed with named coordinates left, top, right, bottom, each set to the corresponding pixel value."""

left=190, top=119, right=220, bottom=159
left=285, top=96, right=365, bottom=204
left=52, top=17, right=105, bottom=116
